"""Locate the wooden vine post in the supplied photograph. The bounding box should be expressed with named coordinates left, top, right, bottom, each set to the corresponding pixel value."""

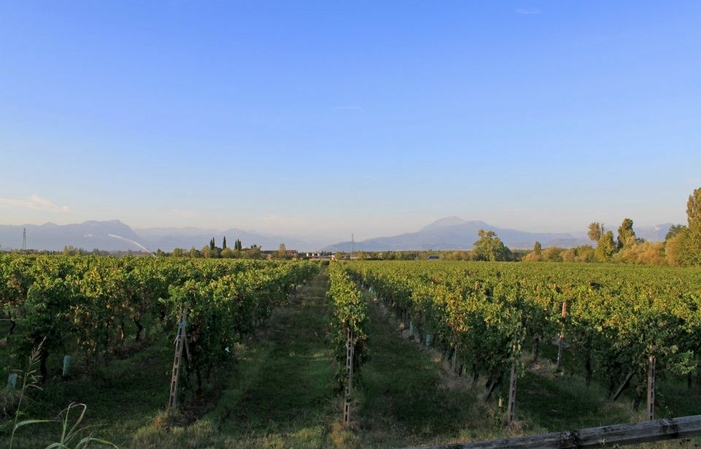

left=648, top=355, right=656, bottom=421
left=507, top=354, right=518, bottom=423
left=168, top=307, right=189, bottom=410
left=343, top=327, right=355, bottom=425
left=507, top=323, right=523, bottom=424
left=556, top=301, right=567, bottom=371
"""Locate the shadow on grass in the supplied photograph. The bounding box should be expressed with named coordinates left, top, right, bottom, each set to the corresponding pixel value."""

left=517, top=370, right=631, bottom=432
left=358, top=297, right=478, bottom=448
left=210, top=273, right=337, bottom=445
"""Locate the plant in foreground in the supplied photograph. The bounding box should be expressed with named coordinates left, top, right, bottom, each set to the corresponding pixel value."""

left=9, top=341, right=117, bottom=449
left=8, top=339, right=44, bottom=449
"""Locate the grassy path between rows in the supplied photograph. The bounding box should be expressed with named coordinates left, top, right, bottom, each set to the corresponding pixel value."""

left=354, top=291, right=487, bottom=449
left=131, top=270, right=347, bottom=449
left=208, top=270, right=341, bottom=448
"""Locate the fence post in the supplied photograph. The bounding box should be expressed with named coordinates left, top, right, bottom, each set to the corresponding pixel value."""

left=393, top=415, right=701, bottom=449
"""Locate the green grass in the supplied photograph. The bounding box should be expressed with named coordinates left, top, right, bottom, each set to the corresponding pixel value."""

left=356, top=293, right=484, bottom=448
left=209, top=274, right=337, bottom=443
left=517, top=367, right=634, bottom=430
left=4, top=333, right=172, bottom=448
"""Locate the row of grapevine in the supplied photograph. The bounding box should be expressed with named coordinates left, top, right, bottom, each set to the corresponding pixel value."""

left=326, top=263, right=369, bottom=424
left=344, top=261, right=701, bottom=417
left=0, top=254, right=319, bottom=395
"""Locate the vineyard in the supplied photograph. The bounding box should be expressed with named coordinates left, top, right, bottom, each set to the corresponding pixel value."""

left=344, top=261, right=701, bottom=420
left=2, top=255, right=701, bottom=448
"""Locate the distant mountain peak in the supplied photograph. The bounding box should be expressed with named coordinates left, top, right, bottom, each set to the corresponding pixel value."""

left=421, top=216, right=465, bottom=231
left=324, top=218, right=586, bottom=252
left=420, top=217, right=492, bottom=232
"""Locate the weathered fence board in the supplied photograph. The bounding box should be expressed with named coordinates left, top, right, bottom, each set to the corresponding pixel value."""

left=399, top=415, right=701, bottom=449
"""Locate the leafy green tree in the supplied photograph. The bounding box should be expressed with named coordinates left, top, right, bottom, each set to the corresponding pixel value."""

left=666, top=229, right=690, bottom=266
left=688, top=186, right=701, bottom=231
left=209, top=238, right=216, bottom=251
left=595, top=231, right=616, bottom=262
left=245, top=244, right=262, bottom=259
left=667, top=187, right=701, bottom=266
left=542, top=246, right=564, bottom=262
left=561, top=245, right=596, bottom=263
left=688, top=188, right=701, bottom=263
left=523, top=241, right=543, bottom=262
left=587, top=222, right=605, bottom=242
left=472, top=229, right=511, bottom=261
left=617, top=241, right=666, bottom=265
left=533, top=241, right=542, bottom=256
left=665, top=224, right=686, bottom=241
left=222, top=236, right=227, bottom=249
left=234, top=239, right=243, bottom=251
left=617, top=218, right=637, bottom=250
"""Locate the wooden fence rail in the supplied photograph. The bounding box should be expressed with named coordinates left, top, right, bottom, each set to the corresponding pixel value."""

left=399, top=415, right=701, bottom=449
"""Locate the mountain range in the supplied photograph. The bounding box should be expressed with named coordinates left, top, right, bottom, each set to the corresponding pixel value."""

left=0, top=218, right=674, bottom=253
left=322, top=217, right=674, bottom=252
left=0, top=220, right=332, bottom=253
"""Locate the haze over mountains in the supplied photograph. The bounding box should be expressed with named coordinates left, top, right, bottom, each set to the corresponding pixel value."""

left=323, top=218, right=672, bottom=252
left=0, top=218, right=674, bottom=253
left=0, top=221, right=331, bottom=253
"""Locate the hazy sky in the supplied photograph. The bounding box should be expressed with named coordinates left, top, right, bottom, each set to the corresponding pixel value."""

left=1, top=1, right=699, bottom=240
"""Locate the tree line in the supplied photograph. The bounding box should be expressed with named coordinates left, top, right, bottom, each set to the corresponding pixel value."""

left=346, top=186, right=701, bottom=267
left=523, top=186, right=701, bottom=266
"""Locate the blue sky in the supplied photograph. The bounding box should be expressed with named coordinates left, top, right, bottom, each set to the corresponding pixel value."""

left=1, top=1, right=699, bottom=240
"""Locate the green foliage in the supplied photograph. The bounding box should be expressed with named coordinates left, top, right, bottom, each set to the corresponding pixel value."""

left=587, top=222, right=605, bottom=242
left=665, top=224, right=686, bottom=241
left=347, top=260, right=701, bottom=411
left=687, top=186, right=701, bottom=231
left=595, top=231, right=616, bottom=262
left=561, top=245, right=595, bottom=263
left=346, top=261, right=528, bottom=397
left=4, top=256, right=701, bottom=447
left=522, top=242, right=543, bottom=262
left=615, top=241, right=666, bottom=265
left=665, top=187, right=701, bottom=266
left=327, top=264, right=369, bottom=391
left=473, top=229, right=512, bottom=262
left=1, top=254, right=319, bottom=399
left=533, top=241, right=542, bottom=256
left=40, top=402, right=118, bottom=449
left=8, top=341, right=43, bottom=449
left=8, top=341, right=116, bottom=449
left=616, top=218, right=636, bottom=250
